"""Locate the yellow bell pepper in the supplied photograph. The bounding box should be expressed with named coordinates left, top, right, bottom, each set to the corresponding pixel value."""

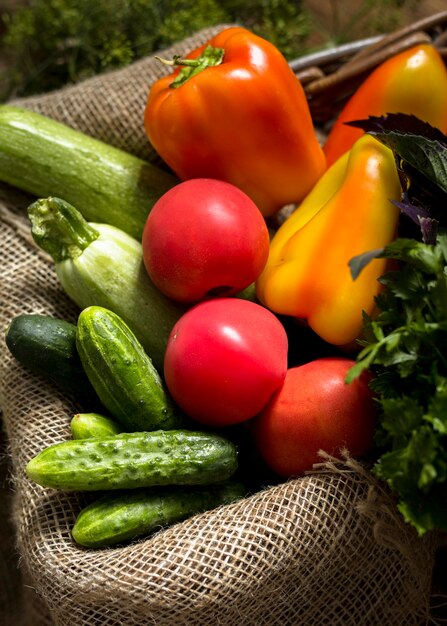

left=256, top=134, right=402, bottom=347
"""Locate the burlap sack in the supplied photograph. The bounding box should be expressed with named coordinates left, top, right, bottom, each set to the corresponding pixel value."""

left=0, top=25, right=438, bottom=625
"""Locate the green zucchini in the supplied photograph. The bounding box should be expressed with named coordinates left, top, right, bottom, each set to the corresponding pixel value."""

left=71, top=482, right=246, bottom=548
left=70, top=413, right=124, bottom=439
left=27, top=197, right=186, bottom=373
left=0, top=105, right=178, bottom=240
left=76, top=306, right=183, bottom=431
left=26, top=430, right=238, bottom=491
left=4, top=313, right=98, bottom=403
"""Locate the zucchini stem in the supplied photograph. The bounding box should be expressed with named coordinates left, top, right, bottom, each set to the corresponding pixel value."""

left=28, top=197, right=99, bottom=263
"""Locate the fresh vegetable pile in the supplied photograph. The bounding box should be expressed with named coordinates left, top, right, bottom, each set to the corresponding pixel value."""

left=2, top=25, right=447, bottom=551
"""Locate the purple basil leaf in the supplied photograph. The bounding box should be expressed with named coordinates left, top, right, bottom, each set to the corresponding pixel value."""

left=391, top=199, right=430, bottom=225
left=418, top=216, right=439, bottom=245
left=349, top=248, right=384, bottom=280
left=347, top=113, right=447, bottom=145
left=346, top=113, right=447, bottom=194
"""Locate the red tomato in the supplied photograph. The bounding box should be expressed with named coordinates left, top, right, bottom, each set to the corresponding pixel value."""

left=142, top=178, right=270, bottom=303
left=253, top=357, right=376, bottom=477
left=164, top=298, right=288, bottom=427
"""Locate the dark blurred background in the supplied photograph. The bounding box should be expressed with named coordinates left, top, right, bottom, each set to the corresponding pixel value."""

left=1, top=0, right=446, bottom=102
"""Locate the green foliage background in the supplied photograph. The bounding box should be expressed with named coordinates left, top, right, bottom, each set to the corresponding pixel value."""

left=1, top=0, right=416, bottom=101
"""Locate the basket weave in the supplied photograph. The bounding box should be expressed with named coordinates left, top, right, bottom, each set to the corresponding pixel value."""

left=294, top=10, right=447, bottom=125
left=1, top=17, right=446, bottom=626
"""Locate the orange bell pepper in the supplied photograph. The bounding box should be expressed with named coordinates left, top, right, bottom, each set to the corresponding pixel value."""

left=324, top=44, right=447, bottom=167
left=256, top=134, right=401, bottom=347
left=144, top=27, right=326, bottom=217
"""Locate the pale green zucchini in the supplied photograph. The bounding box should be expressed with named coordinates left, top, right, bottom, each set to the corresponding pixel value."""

left=26, top=430, right=238, bottom=491
left=27, top=197, right=186, bottom=372
left=0, top=105, right=177, bottom=239
left=71, top=482, right=246, bottom=548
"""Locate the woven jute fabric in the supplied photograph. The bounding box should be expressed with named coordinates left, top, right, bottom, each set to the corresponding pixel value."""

left=0, top=25, right=438, bottom=626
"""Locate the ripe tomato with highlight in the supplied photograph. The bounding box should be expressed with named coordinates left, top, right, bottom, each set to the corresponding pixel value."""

left=163, top=298, right=288, bottom=427
left=253, top=357, right=376, bottom=477
left=142, top=178, right=270, bottom=303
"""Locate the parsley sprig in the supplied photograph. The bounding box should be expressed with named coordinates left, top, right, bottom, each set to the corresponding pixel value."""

left=348, top=234, right=447, bottom=535
left=346, top=114, right=447, bottom=535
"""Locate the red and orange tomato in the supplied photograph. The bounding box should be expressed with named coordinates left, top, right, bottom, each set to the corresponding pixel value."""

left=253, top=357, right=376, bottom=477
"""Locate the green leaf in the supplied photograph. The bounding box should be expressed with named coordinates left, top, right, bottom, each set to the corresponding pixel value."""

left=380, top=237, right=443, bottom=274
left=425, top=381, right=447, bottom=434
left=379, top=396, right=423, bottom=439
left=353, top=232, right=447, bottom=535
left=347, top=113, right=447, bottom=194
left=397, top=489, right=447, bottom=536
left=345, top=353, right=374, bottom=383
left=437, top=231, right=447, bottom=261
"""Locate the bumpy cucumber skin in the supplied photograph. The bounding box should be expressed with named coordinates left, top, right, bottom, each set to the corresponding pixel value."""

left=4, top=314, right=98, bottom=402
left=26, top=430, right=238, bottom=491
left=55, top=223, right=186, bottom=373
left=70, top=413, right=124, bottom=439
left=0, top=105, right=178, bottom=240
left=71, top=482, right=246, bottom=548
left=76, top=306, right=183, bottom=431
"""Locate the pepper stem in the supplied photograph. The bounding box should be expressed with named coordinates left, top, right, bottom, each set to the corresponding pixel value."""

left=28, top=197, right=99, bottom=263
left=156, top=45, right=225, bottom=88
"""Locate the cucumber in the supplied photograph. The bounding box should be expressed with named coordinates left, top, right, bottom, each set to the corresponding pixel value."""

left=70, top=413, right=124, bottom=439
left=26, top=430, right=238, bottom=491
left=4, top=313, right=98, bottom=403
left=71, top=482, right=246, bottom=548
left=0, top=105, right=178, bottom=240
left=76, top=306, right=183, bottom=432
left=28, top=197, right=186, bottom=373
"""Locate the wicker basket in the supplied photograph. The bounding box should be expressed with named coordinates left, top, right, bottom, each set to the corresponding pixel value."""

left=293, top=10, right=447, bottom=126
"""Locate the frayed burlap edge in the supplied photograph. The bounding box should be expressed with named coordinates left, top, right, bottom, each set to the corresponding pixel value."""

left=314, top=451, right=447, bottom=626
